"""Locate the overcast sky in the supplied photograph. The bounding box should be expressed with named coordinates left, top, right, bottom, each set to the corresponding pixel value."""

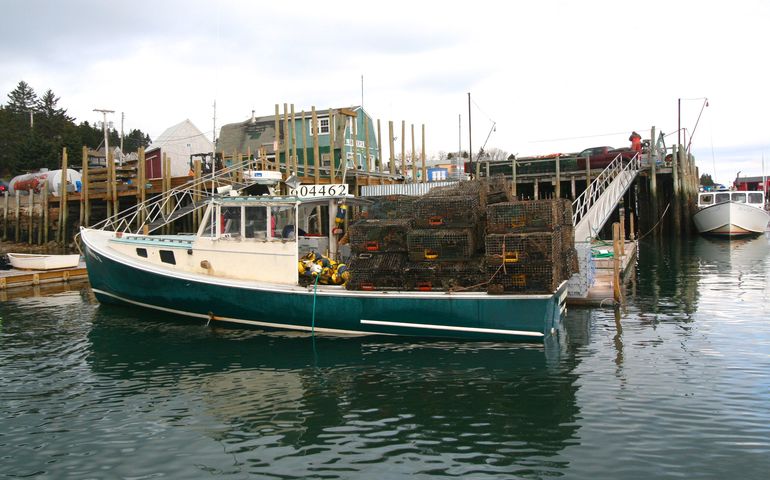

left=2, top=0, right=768, bottom=184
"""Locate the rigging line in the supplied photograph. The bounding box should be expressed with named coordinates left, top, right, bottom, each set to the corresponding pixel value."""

left=470, top=99, right=495, bottom=123
left=530, top=129, right=647, bottom=143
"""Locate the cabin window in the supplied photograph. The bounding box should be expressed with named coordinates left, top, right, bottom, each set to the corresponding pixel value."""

left=221, top=206, right=242, bottom=237
left=136, top=248, right=148, bottom=258
left=245, top=206, right=268, bottom=239
left=159, top=250, right=176, bottom=265
left=200, top=209, right=216, bottom=237
left=271, top=205, right=297, bottom=240
left=715, top=193, right=730, bottom=204
left=731, top=193, right=746, bottom=203
left=699, top=194, right=713, bottom=205
left=748, top=192, right=763, bottom=204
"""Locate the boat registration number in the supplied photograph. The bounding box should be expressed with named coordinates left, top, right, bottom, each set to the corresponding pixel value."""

left=289, top=184, right=348, bottom=198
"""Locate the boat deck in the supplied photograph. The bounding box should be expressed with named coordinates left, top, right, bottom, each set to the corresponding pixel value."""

left=0, top=260, right=88, bottom=290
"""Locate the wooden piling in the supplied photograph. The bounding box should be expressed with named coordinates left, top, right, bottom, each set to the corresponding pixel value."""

left=411, top=124, right=417, bottom=182
left=311, top=107, right=320, bottom=184
left=630, top=211, right=635, bottom=240
left=352, top=114, right=358, bottom=173
left=672, top=144, right=681, bottom=234
left=301, top=111, right=308, bottom=177
left=15, top=191, right=21, bottom=243
left=388, top=121, right=395, bottom=175
left=43, top=182, right=49, bottom=244
left=3, top=191, right=8, bottom=241
left=61, top=147, right=69, bottom=244
left=37, top=184, right=44, bottom=245
left=401, top=120, right=406, bottom=177
left=511, top=158, right=517, bottom=198
left=274, top=104, right=281, bottom=175
left=619, top=201, right=625, bottom=256
left=421, top=124, right=427, bottom=184
left=290, top=104, right=297, bottom=175
left=613, top=222, right=621, bottom=303
left=570, top=176, right=576, bottom=199
left=80, top=146, right=87, bottom=228
left=283, top=103, right=290, bottom=177
left=27, top=189, right=34, bottom=244
left=364, top=115, right=371, bottom=172
left=555, top=155, right=561, bottom=198
left=329, top=110, right=336, bottom=182
left=377, top=119, right=383, bottom=175
left=138, top=147, right=146, bottom=226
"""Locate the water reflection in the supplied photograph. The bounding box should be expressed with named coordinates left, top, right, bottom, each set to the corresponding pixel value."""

left=85, top=308, right=584, bottom=478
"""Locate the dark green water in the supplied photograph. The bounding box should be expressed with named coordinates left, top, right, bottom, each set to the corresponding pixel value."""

left=1, top=235, right=769, bottom=479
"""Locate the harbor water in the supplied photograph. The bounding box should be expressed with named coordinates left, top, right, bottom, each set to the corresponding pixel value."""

left=1, top=235, right=769, bottom=479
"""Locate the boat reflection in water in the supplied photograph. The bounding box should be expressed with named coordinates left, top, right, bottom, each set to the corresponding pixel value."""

left=87, top=307, right=583, bottom=477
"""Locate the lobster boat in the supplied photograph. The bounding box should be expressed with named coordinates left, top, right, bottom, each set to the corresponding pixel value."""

left=693, top=190, right=769, bottom=237
left=79, top=179, right=571, bottom=341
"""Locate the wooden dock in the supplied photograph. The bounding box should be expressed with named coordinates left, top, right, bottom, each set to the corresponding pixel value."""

left=0, top=261, right=88, bottom=290
left=567, top=240, right=637, bottom=307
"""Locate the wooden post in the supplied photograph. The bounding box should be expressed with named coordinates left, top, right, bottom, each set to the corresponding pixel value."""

left=81, top=146, right=88, bottom=228
left=138, top=147, right=146, bottom=226
left=28, top=189, right=34, bottom=244
left=290, top=104, right=298, bottom=175
left=612, top=222, right=621, bottom=303
left=672, top=144, right=681, bottom=234
left=37, top=183, right=44, bottom=244
left=388, top=121, right=395, bottom=175
left=283, top=103, right=290, bottom=177
left=61, top=147, right=69, bottom=244
left=401, top=120, right=405, bottom=177
left=649, top=126, right=657, bottom=197
left=630, top=211, right=635, bottom=240
left=570, top=176, right=576, bottom=199
left=2, top=191, right=8, bottom=241
left=43, top=183, right=49, bottom=244
left=619, top=201, right=626, bottom=256
left=311, top=107, right=320, bottom=184
left=555, top=155, right=561, bottom=198
left=194, top=158, right=201, bottom=231
left=110, top=149, right=118, bottom=218
left=301, top=110, right=308, bottom=178
left=329, top=110, right=336, bottom=183
left=15, top=191, right=21, bottom=243
left=411, top=124, right=417, bottom=182
left=534, top=179, right=539, bottom=200
left=377, top=119, right=383, bottom=174
left=364, top=115, right=371, bottom=173
left=274, top=104, right=281, bottom=174
left=351, top=114, right=358, bottom=173
left=585, top=155, right=592, bottom=191
left=679, top=143, right=690, bottom=231
left=421, top=124, right=427, bottom=184
left=511, top=158, right=517, bottom=198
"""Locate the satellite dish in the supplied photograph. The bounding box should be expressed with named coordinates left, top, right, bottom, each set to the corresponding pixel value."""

left=284, top=174, right=301, bottom=190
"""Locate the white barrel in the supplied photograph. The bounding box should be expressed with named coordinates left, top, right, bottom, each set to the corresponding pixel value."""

left=8, top=169, right=82, bottom=196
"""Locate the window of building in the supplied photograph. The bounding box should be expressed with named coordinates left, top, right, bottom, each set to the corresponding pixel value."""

left=310, top=117, right=330, bottom=136
left=136, top=248, right=148, bottom=258
left=159, top=250, right=176, bottom=265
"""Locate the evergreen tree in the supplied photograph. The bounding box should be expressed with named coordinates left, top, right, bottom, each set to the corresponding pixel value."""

left=6, top=80, right=38, bottom=115
left=37, top=89, right=74, bottom=121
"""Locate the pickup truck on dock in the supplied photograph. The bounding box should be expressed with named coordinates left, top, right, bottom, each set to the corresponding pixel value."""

left=576, top=146, right=636, bottom=169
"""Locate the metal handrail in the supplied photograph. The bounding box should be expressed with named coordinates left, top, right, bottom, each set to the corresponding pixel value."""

left=571, top=153, right=640, bottom=239
left=78, top=156, right=255, bottom=236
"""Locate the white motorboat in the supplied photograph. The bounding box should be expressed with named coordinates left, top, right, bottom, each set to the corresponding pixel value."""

left=693, top=191, right=769, bottom=237
left=6, top=253, right=81, bottom=270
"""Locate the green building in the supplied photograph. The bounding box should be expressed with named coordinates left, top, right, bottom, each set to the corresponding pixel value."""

left=216, top=106, right=380, bottom=178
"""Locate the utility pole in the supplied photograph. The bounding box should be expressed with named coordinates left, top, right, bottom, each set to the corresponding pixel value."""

left=94, top=108, right=114, bottom=164
left=120, top=112, right=125, bottom=153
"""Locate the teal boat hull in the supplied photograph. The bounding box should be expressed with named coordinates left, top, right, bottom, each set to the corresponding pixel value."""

left=82, top=237, right=565, bottom=342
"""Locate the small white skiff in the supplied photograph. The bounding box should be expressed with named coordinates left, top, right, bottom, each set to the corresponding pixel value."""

left=7, top=253, right=80, bottom=270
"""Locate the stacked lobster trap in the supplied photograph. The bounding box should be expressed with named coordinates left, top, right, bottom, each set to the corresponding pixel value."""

left=346, top=178, right=577, bottom=293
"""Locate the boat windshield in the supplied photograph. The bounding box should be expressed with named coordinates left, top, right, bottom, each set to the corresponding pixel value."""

left=715, top=193, right=730, bottom=204
left=731, top=192, right=747, bottom=203
left=699, top=193, right=714, bottom=206
left=748, top=192, right=764, bottom=205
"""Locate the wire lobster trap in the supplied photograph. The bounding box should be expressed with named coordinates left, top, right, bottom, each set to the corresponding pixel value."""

left=484, top=232, right=563, bottom=265
left=403, top=259, right=487, bottom=292
left=407, top=228, right=477, bottom=262
left=486, top=261, right=562, bottom=294
left=357, top=195, right=418, bottom=220
left=413, top=194, right=481, bottom=228
left=349, top=218, right=413, bottom=253
left=427, top=177, right=511, bottom=207
left=487, top=199, right=568, bottom=234
left=563, top=247, right=580, bottom=276
left=345, top=253, right=407, bottom=291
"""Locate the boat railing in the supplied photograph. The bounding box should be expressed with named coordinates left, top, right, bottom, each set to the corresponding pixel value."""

left=571, top=152, right=640, bottom=241
left=78, top=156, right=256, bottom=236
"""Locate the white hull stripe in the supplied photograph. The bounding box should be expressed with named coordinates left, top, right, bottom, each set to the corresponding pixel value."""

left=92, top=288, right=389, bottom=336
left=360, top=319, right=544, bottom=337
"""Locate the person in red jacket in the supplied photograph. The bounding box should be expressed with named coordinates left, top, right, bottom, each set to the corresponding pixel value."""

left=629, top=131, right=642, bottom=152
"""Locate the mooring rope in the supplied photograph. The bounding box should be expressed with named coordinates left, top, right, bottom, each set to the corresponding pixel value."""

left=311, top=273, right=320, bottom=337
left=637, top=202, right=671, bottom=241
